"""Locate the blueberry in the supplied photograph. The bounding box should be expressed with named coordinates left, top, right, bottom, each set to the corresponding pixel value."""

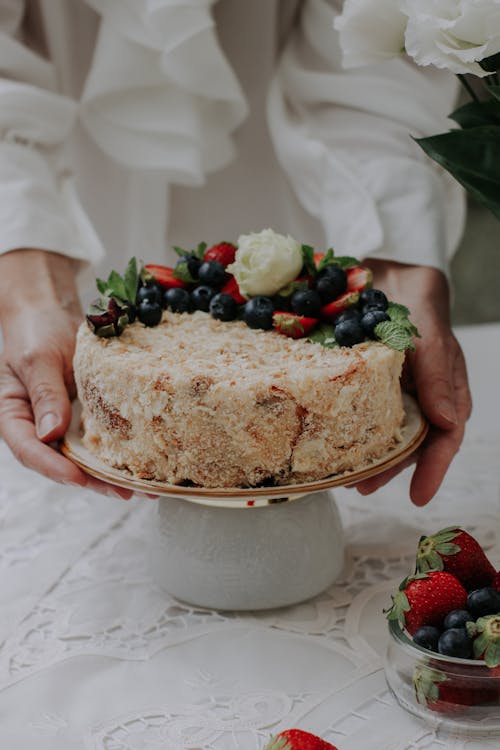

left=271, top=293, right=291, bottom=312
left=197, top=261, right=226, bottom=288
left=359, top=288, right=389, bottom=311
left=243, top=296, right=274, bottom=330
left=209, top=292, right=238, bottom=321
left=191, top=285, right=217, bottom=312
left=176, top=254, right=201, bottom=279
left=335, top=309, right=361, bottom=326
left=361, top=309, right=390, bottom=338
left=334, top=317, right=365, bottom=347
left=413, top=625, right=441, bottom=652
left=315, top=267, right=347, bottom=302
left=163, top=287, right=192, bottom=313
left=438, top=627, right=473, bottom=659
left=290, top=289, right=322, bottom=318
left=137, top=300, right=162, bottom=327
left=443, top=609, right=474, bottom=630
left=467, top=587, right=500, bottom=619
left=137, top=284, right=162, bottom=306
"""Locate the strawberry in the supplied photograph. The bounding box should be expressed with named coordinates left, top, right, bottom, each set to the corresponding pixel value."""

left=220, top=275, right=247, bottom=304
left=346, top=265, right=372, bottom=292
left=314, top=252, right=324, bottom=268
left=387, top=571, right=468, bottom=636
left=320, top=291, right=360, bottom=321
left=264, top=729, right=338, bottom=750
left=203, top=241, right=236, bottom=267
left=413, top=665, right=499, bottom=715
left=144, top=264, right=189, bottom=290
left=273, top=312, right=318, bottom=339
left=492, top=571, right=500, bottom=592
left=416, top=527, right=496, bottom=591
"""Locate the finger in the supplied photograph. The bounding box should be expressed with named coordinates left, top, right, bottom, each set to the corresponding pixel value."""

left=14, top=350, right=72, bottom=442
left=409, top=338, right=457, bottom=429
left=453, top=346, right=473, bottom=422
left=350, top=453, right=417, bottom=495
left=410, top=422, right=464, bottom=507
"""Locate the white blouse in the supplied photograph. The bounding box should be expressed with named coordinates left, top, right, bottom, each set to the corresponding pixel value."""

left=0, top=0, right=466, bottom=295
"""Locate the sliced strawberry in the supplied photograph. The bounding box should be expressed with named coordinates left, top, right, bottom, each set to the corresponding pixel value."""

left=265, top=728, right=338, bottom=750
left=346, top=265, right=372, bottom=292
left=221, top=275, right=247, bottom=304
left=314, top=252, right=324, bottom=268
left=320, top=291, right=360, bottom=321
left=273, top=312, right=318, bottom=339
left=144, top=264, right=189, bottom=289
left=203, top=242, right=237, bottom=267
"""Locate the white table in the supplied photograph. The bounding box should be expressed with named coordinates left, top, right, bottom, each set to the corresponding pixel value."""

left=0, top=324, right=499, bottom=750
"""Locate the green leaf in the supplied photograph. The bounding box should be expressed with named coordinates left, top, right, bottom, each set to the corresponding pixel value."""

left=194, top=241, right=207, bottom=260
left=479, top=53, right=500, bottom=73
left=386, top=303, right=420, bottom=336
left=123, top=257, right=139, bottom=303
left=450, top=100, right=500, bottom=129
left=301, top=244, right=317, bottom=276
left=173, top=245, right=189, bottom=257
left=414, top=126, right=500, bottom=220
left=374, top=321, right=416, bottom=352
left=173, top=261, right=196, bottom=283
left=318, top=247, right=359, bottom=271
left=96, top=278, right=108, bottom=295
left=277, top=279, right=309, bottom=298
left=308, top=323, right=338, bottom=348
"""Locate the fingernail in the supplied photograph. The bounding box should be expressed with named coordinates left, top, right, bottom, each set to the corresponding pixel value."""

left=437, top=400, right=458, bottom=425
left=37, top=412, right=59, bottom=439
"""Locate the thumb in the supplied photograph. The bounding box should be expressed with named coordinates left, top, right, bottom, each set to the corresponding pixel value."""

left=20, top=353, right=73, bottom=441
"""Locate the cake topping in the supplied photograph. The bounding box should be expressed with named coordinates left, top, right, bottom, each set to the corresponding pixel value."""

left=85, top=229, right=419, bottom=351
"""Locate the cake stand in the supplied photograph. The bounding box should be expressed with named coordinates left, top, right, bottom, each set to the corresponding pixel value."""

left=62, top=394, right=427, bottom=610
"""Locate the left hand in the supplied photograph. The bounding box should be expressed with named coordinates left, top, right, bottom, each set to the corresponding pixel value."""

left=351, top=260, right=472, bottom=506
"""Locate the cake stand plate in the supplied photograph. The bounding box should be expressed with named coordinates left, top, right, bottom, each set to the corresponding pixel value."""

left=61, top=393, right=427, bottom=508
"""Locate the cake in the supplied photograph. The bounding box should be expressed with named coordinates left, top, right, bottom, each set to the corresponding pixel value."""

left=74, top=230, right=416, bottom=488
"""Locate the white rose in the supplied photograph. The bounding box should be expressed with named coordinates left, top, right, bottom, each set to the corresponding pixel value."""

left=227, top=229, right=303, bottom=298
left=334, top=0, right=407, bottom=68
left=402, top=0, right=500, bottom=77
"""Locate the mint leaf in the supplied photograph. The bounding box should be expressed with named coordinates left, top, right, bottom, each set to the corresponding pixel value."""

left=374, top=321, right=415, bottom=352
left=107, top=270, right=127, bottom=301
left=173, top=261, right=196, bottom=283
left=96, top=278, right=108, bottom=295
left=277, top=279, right=309, bottom=297
left=318, top=247, right=359, bottom=271
left=308, top=323, right=338, bottom=348
left=195, top=241, right=207, bottom=259
left=123, top=257, right=139, bottom=303
left=301, top=244, right=317, bottom=276
left=173, top=245, right=189, bottom=257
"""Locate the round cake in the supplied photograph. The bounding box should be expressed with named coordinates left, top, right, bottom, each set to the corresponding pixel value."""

left=74, top=310, right=405, bottom=487
left=74, top=230, right=417, bottom=488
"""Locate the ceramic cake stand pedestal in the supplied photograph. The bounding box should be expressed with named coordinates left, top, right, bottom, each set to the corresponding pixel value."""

left=149, top=490, right=344, bottom=610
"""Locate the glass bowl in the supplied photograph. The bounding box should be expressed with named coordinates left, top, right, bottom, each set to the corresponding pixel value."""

left=384, top=618, right=500, bottom=735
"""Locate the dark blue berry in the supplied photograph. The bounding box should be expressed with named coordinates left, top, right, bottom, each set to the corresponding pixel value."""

left=137, top=300, right=162, bottom=327
left=209, top=292, right=238, bottom=321
left=361, top=309, right=390, bottom=338
left=335, top=309, right=361, bottom=326
left=197, top=261, right=226, bottom=288
left=137, top=284, right=162, bottom=306
left=243, top=296, right=274, bottom=330
left=443, top=609, right=474, bottom=630
left=315, top=266, right=347, bottom=300
left=163, top=287, right=192, bottom=313
left=271, top=293, right=291, bottom=312
left=290, top=289, right=322, bottom=318
left=438, top=627, right=473, bottom=659
left=467, top=587, right=500, bottom=619
left=413, top=625, right=441, bottom=652
left=359, top=288, right=388, bottom=311
left=334, top=318, right=365, bottom=347
left=191, top=285, right=217, bottom=312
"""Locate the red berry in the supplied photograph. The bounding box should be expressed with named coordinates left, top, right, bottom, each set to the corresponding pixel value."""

left=220, top=275, right=247, bottom=304
left=203, top=242, right=237, bottom=268
left=416, top=527, right=496, bottom=591
left=264, top=728, right=338, bottom=750
left=144, top=264, right=189, bottom=290
left=346, top=265, right=372, bottom=292
left=273, top=312, right=318, bottom=339
left=320, top=291, right=360, bottom=321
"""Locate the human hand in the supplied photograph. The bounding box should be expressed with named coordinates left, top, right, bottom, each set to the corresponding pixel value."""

left=0, top=249, right=133, bottom=499
left=351, top=260, right=472, bottom=506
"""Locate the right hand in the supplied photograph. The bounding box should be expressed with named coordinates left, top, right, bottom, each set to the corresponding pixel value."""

left=0, top=249, right=133, bottom=498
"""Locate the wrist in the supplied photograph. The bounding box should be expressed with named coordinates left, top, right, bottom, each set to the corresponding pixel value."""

left=0, top=249, right=82, bottom=322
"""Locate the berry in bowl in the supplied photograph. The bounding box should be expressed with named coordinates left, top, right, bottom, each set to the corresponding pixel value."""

left=384, top=527, right=500, bottom=734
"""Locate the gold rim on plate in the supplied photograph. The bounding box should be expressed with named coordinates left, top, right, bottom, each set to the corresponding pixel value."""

left=61, top=393, right=428, bottom=506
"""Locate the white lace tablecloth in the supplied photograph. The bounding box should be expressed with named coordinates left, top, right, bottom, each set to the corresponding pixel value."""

left=1, top=325, right=499, bottom=750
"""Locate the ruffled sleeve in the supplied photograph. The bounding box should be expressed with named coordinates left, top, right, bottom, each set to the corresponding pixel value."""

left=0, top=5, right=104, bottom=265
left=267, top=0, right=466, bottom=273
left=81, top=0, right=248, bottom=185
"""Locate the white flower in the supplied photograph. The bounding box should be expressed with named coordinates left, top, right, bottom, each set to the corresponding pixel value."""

left=402, top=0, right=500, bottom=77
left=227, top=229, right=303, bottom=298
left=334, top=0, right=407, bottom=68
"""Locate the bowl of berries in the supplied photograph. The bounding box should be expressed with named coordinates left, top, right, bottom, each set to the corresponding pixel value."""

left=384, top=527, right=500, bottom=734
